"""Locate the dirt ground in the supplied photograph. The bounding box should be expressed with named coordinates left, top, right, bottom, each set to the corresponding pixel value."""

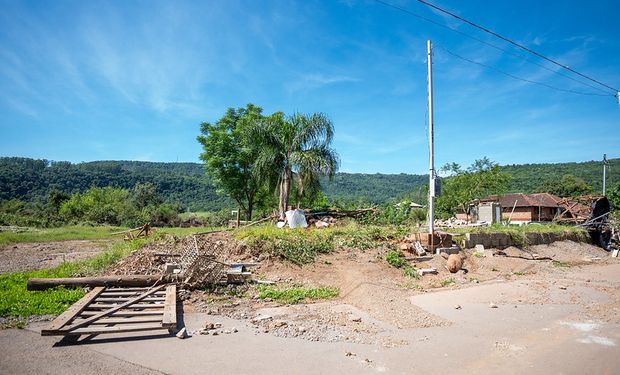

left=0, top=240, right=113, bottom=273
left=1, top=235, right=619, bottom=374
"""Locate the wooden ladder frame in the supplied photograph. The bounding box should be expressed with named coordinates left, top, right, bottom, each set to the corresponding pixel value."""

left=41, top=284, right=177, bottom=336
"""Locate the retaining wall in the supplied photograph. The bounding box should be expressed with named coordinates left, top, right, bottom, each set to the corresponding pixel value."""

left=460, top=231, right=588, bottom=249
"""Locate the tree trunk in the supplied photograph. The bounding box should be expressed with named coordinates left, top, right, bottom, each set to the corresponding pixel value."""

left=246, top=200, right=253, bottom=221
left=296, top=173, right=304, bottom=208
left=278, top=167, right=291, bottom=220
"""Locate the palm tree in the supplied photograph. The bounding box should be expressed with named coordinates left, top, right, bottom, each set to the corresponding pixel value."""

left=252, top=112, right=339, bottom=219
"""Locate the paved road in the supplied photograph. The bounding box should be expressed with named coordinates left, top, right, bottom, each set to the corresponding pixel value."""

left=2, top=264, right=619, bottom=375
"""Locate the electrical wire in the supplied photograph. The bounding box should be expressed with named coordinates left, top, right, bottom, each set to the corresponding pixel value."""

left=435, top=45, right=610, bottom=97
left=413, top=0, right=619, bottom=94
left=373, top=0, right=617, bottom=97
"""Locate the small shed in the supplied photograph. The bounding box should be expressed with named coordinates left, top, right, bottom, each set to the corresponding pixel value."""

left=480, top=193, right=562, bottom=223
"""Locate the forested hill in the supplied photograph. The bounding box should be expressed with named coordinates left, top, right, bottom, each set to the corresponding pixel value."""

left=0, top=157, right=618, bottom=211
left=502, top=158, right=619, bottom=194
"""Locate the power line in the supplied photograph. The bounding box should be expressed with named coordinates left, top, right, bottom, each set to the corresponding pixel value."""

left=372, top=0, right=611, bottom=96
left=413, top=0, right=619, bottom=94
left=435, top=45, right=611, bottom=97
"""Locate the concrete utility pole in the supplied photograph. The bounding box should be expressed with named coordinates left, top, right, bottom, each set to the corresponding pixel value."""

left=427, top=40, right=436, bottom=253
left=603, top=154, right=607, bottom=195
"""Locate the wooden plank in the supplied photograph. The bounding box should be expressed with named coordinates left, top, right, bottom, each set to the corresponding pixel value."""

left=105, top=287, right=151, bottom=291
left=59, top=323, right=166, bottom=336
left=79, top=310, right=163, bottom=317
left=99, top=291, right=166, bottom=297
left=86, top=303, right=165, bottom=310
left=95, top=297, right=166, bottom=303
left=27, top=276, right=179, bottom=291
left=56, top=285, right=166, bottom=334
left=162, top=284, right=177, bottom=329
left=74, top=316, right=164, bottom=325
left=41, top=287, right=105, bottom=336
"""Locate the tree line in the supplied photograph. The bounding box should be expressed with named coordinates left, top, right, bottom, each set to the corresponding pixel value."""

left=0, top=152, right=618, bottom=221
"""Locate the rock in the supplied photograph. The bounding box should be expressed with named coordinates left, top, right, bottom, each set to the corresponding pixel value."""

left=232, top=327, right=238, bottom=333
left=214, top=322, right=222, bottom=328
left=447, top=254, right=464, bottom=273
left=203, top=322, right=214, bottom=330
left=454, top=304, right=462, bottom=310
left=399, top=242, right=412, bottom=251
left=559, top=285, right=567, bottom=290
left=345, top=351, right=356, bottom=357
left=419, top=268, right=438, bottom=275
left=315, top=220, right=329, bottom=229
left=273, top=320, right=288, bottom=328
left=212, top=330, right=219, bottom=336
left=223, top=329, right=231, bottom=334
left=252, top=315, right=273, bottom=324
left=489, top=303, right=498, bottom=309
left=176, top=327, right=189, bottom=339
left=298, top=326, right=307, bottom=333
left=348, top=315, right=362, bottom=322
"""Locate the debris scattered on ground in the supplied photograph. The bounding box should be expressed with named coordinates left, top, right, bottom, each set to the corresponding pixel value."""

left=419, top=268, right=438, bottom=275
left=176, top=327, right=189, bottom=339
left=489, top=303, right=498, bottom=309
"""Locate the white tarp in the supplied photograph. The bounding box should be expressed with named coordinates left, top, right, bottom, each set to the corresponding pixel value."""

left=285, top=209, right=308, bottom=228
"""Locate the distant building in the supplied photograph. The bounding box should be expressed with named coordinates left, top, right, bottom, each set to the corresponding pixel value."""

left=481, top=193, right=562, bottom=223
left=456, top=193, right=562, bottom=224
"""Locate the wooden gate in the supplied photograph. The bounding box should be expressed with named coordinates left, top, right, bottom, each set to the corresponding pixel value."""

left=41, top=284, right=177, bottom=336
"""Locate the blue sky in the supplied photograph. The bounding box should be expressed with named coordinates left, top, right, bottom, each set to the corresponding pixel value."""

left=1, top=0, right=618, bottom=174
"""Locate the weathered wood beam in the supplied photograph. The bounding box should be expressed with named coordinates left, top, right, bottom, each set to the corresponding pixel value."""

left=27, top=275, right=179, bottom=291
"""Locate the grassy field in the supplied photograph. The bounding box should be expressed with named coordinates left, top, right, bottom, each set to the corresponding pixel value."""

left=0, top=225, right=226, bottom=247
left=156, top=226, right=225, bottom=237
left=0, top=225, right=126, bottom=246
left=0, top=238, right=148, bottom=321
left=445, top=223, right=586, bottom=235
left=236, top=221, right=407, bottom=265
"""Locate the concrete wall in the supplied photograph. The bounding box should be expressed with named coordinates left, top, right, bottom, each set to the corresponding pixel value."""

left=461, top=231, right=588, bottom=249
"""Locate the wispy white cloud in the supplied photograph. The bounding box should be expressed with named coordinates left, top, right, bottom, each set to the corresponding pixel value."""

left=286, top=73, right=360, bottom=92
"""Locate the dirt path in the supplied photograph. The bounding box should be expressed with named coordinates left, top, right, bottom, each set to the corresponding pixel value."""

left=0, top=240, right=113, bottom=273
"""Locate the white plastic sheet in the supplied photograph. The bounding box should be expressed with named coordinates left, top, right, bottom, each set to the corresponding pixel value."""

left=285, top=209, right=308, bottom=228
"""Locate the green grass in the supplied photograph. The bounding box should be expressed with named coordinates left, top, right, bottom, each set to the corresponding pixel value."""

left=552, top=260, right=571, bottom=268
left=403, top=265, right=420, bottom=279
left=155, top=226, right=224, bottom=237
left=235, top=222, right=404, bottom=265
left=385, top=250, right=407, bottom=268
left=256, top=285, right=339, bottom=304
left=0, top=238, right=148, bottom=319
left=0, top=225, right=127, bottom=246
left=448, top=223, right=585, bottom=235
left=440, top=278, right=456, bottom=287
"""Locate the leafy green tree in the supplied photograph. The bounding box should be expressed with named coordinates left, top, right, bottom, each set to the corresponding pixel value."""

left=539, top=174, right=593, bottom=197
left=436, top=157, right=511, bottom=218
left=47, top=190, right=71, bottom=214
left=130, top=183, right=163, bottom=209
left=608, top=182, right=620, bottom=211
left=251, top=112, right=339, bottom=219
left=197, top=104, right=264, bottom=220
